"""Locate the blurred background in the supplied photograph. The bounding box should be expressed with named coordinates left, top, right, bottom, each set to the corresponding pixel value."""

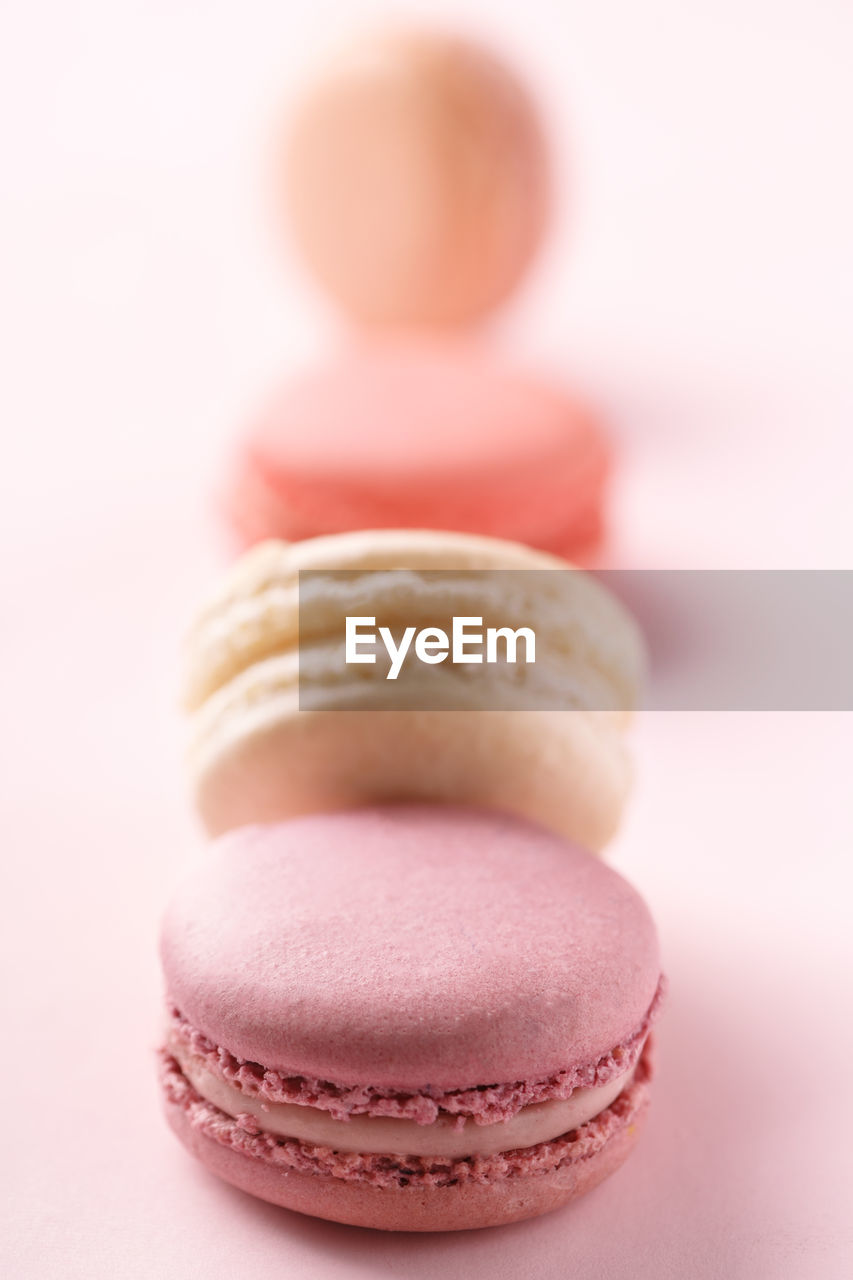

left=3, top=0, right=852, bottom=569
left=1, top=3, right=851, bottom=1277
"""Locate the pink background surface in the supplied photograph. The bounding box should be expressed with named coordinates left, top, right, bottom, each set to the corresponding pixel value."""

left=2, top=2, right=852, bottom=1276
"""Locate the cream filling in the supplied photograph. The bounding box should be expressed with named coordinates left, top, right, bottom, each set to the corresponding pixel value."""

left=171, top=1041, right=635, bottom=1159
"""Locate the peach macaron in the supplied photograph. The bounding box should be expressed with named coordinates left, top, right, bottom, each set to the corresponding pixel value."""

left=279, top=28, right=550, bottom=328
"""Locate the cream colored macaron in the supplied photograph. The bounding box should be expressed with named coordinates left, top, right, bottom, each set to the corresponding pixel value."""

left=279, top=28, right=550, bottom=328
left=182, top=530, right=644, bottom=852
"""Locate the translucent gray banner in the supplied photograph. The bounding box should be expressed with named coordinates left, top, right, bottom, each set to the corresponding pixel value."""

left=297, top=570, right=853, bottom=711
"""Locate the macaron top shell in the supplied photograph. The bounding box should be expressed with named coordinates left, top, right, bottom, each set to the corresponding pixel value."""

left=246, top=345, right=600, bottom=479
left=224, top=341, right=609, bottom=557
left=161, top=807, right=660, bottom=1091
left=183, top=528, right=644, bottom=715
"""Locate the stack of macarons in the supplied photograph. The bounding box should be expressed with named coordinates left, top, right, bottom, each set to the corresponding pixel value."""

left=220, top=26, right=611, bottom=561
left=160, top=531, right=663, bottom=1231
left=158, top=29, right=663, bottom=1234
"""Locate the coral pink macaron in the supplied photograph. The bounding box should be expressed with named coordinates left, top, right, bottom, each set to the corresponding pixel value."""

left=221, top=340, right=610, bottom=560
left=159, top=807, right=664, bottom=1232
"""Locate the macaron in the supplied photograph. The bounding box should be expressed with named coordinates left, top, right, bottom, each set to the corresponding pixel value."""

left=183, top=529, right=644, bottom=853
left=221, top=340, right=610, bottom=559
left=159, top=807, right=664, bottom=1231
left=279, top=29, right=550, bottom=327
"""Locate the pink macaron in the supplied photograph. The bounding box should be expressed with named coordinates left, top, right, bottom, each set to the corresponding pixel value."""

left=221, top=340, right=610, bottom=560
left=159, top=807, right=663, bottom=1232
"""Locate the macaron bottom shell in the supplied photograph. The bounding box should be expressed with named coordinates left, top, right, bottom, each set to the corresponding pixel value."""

left=191, top=706, right=631, bottom=855
left=161, top=1040, right=652, bottom=1232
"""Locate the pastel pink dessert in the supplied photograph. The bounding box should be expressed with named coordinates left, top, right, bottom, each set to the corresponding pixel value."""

left=221, top=340, right=610, bottom=562
left=159, top=808, right=664, bottom=1232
